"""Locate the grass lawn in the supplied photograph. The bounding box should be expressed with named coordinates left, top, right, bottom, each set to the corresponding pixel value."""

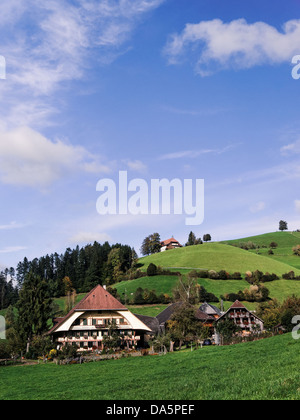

left=139, top=243, right=300, bottom=277
left=222, top=231, right=300, bottom=271
left=1, top=334, right=299, bottom=400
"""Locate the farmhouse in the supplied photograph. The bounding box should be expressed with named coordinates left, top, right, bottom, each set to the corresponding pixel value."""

left=215, top=300, right=264, bottom=343
left=48, top=285, right=152, bottom=351
left=156, top=302, right=216, bottom=333
left=160, top=237, right=182, bottom=252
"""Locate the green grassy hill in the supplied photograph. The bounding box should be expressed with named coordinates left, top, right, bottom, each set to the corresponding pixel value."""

left=1, top=334, right=299, bottom=400
left=221, top=231, right=300, bottom=271
left=139, top=242, right=300, bottom=276
left=109, top=239, right=300, bottom=311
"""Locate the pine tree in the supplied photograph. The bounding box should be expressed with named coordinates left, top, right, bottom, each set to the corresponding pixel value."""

left=16, top=273, right=53, bottom=353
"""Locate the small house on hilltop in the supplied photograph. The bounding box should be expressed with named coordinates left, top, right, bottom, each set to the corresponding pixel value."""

left=160, top=237, right=182, bottom=252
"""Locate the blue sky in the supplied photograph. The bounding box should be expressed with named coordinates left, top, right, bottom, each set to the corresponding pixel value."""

left=1, top=0, right=300, bottom=269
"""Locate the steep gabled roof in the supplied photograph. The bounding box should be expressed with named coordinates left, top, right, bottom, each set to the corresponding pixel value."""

left=230, top=300, right=247, bottom=309
left=48, top=285, right=127, bottom=335
left=215, top=300, right=264, bottom=324
left=74, top=285, right=127, bottom=311
left=199, top=302, right=222, bottom=317
left=156, top=302, right=182, bottom=325
left=195, top=309, right=215, bottom=321
left=161, top=237, right=182, bottom=247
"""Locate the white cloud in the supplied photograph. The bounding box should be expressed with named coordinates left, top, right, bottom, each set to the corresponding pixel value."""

left=0, top=126, right=111, bottom=188
left=0, top=246, right=28, bottom=254
left=123, top=159, right=147, bottom=172
left=0, top=0, right=166, bottom=128
left=280, top=139, right=300, bottom=156
left=164, top=18, right=300, bottom=75
left=0, top=221, right=27, bottom=230
left=158, top=144, right=239, bottom=160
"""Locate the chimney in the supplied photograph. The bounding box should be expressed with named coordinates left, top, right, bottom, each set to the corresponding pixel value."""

left=103, top=285, right=107, bottom=290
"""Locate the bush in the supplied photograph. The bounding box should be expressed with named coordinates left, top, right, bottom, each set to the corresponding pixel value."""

left=208, top=270, right=219, bottom=279
left=231, top=272, right=242, bottom=280
left=147, top=263, right=157, bottom=276
left=282, top=271, right=295, bottom=280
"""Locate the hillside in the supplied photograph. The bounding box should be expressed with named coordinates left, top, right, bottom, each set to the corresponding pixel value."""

left=139, top=242, right=300, bottom=276
left=1, top=334, right=299, bottom=400
left=221, top=231, right=300, bottom=271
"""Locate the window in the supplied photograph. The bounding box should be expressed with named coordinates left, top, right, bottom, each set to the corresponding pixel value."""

left=82, top=318, right=87, bottom=326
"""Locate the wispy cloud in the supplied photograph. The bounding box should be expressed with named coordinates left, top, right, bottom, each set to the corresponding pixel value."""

left=158, top=144, right=239, bottom=160
left=163, top=18, right=300, bottom=76
left=0, top=246, right=28, bottom=254
left=0, top=221, right=27, bottom=230
left=123, top=159, right=147, bottom=173
left=280, top=139, right=300, bottom=156
left=0, top=0, right=166, bottom=128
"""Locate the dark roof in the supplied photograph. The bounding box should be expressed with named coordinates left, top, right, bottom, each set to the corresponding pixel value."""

left=134, top=314, right=160, bottom=334
left=156, top=302, right=215, bottom=325
left=156, top=303, right=182, bottom=325
left=199, top=302, right=222, bottom=317
left=195, top=309, right=215, bottom=321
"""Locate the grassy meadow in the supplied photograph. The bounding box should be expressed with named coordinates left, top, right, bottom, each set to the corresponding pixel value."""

left=1, top=333, right=299, bottom=400
left=139, top=241, right=300, bottom=276
left=221, top=231, right=300, bottom=271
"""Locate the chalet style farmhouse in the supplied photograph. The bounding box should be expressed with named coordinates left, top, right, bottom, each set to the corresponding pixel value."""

left=48, top=285, right=265, bottom=352
left=215, top=300, right=264, bottom=344
left=160, top=237, right=182, bottom=252
left=48, top=285, right=152, bottom=351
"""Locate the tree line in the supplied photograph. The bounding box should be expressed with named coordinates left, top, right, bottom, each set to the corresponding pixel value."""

left=14, top=241, right=137, bottom=300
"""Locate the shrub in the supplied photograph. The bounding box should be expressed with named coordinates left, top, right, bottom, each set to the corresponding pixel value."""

left=231, top=272, right=242, bottom=280
left=147, top=263, right=158, bottom=276
left=208, top=270, right=219, bottom=279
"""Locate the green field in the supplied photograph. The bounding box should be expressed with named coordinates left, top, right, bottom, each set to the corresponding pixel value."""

left=1, top=334, right=299, bottom=400
left=139, top=242, right=300, bottom=276
left=109, top=235, right=300, bottom=311
left=222, top=231, right=300, bottom=271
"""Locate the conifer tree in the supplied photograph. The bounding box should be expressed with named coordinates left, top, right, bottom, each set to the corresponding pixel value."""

left=16, top=273, right=53, bottom=353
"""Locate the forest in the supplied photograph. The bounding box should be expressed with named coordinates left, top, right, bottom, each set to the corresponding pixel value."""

left=0, top=241, right=137, bottom=310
